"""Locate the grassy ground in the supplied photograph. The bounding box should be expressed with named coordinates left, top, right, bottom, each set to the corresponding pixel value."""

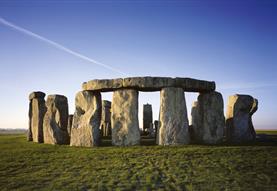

left=0, top=134, right=277, bottom=191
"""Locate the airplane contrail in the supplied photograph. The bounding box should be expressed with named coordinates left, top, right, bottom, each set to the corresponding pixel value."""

left=0, top=17, right=128, bottom=76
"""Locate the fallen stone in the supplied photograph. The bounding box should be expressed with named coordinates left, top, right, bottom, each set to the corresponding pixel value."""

left=159, top=87, right=190, bottom=145
left=43, top=95, right=70, bottom=145
left=111, top=89, right=140, bottom=146
left=70, top=91, right=102, bottom=147
left=226, top=94, right=258, bottom=143
left=191, top=91, right=225, bottom=144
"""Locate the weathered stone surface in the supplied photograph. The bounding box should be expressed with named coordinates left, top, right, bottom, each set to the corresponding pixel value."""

left=67, top=114, right=73, bottom=137
left=191, top=91, right=225, bottom=144
left=123, top=77, right=175, bottom=91
left=111, top=89, right=140, bottom=146
left=84, top=77, right=216, bottom=92
left=159, top=87, right=190, bottom=145
left=175, top=78, right=216, bottom=92
left=29, top=91, right=46, bottom=100
left=226, top=94, right=258, bottom=143
left=43, top=95, right=70, bottom=145
left=27, top=100, right=33, bottom=141
left=70, top=91, right=102, bottom=147
left=143, top=103, right=153, bottom=131
left=101, top=100, right=111, bottom=137
left=85, top=78, right=123, bottom=92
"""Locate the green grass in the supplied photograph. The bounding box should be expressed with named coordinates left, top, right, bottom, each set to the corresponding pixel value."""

left=0, top=135, right=277, bottom=191
left=256, top=130, right=277, bottom=135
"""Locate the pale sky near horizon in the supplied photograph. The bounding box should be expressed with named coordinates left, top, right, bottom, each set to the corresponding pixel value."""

left=0, top=1, right=276, bottom=130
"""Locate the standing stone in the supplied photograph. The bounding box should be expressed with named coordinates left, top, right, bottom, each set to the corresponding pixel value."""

left=191, top=91, right=225, bottom=144
left=67, top=114, right=73, bottom=137
left=28, top=91, right=46, bottom=143
left=70, top=91, right=102, bottom=147
left=154, top=120, right=160, bottom=144
left=143, top=103, right=153, bottom=132
left=226, top=94, right=258, bottom=143
left=111, top=89, right=140, bottom=146
left=43, top=95, right=70, bottom=145
left=100, top=100, right=111, bottom=137
left=159, top=87, right=190, bottom=145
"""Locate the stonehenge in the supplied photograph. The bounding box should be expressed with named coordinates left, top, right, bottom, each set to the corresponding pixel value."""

left=70, top=91, right=102, bottom=147
left=191, top=91, right=225, bottom=144
left=111, top=89, right=140, bottom=146
left=27, top=76, right=259, bottom=147
left=28, top=91, right=47, bottom=143
left=43, top=95, right=70, bottom=145
left=100, top=100, right=111, bottom=137
left=226, top=94, right=258, bottom=143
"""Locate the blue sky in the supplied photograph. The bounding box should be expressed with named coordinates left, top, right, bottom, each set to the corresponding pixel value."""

left=0, top=0, right=276, bottom=129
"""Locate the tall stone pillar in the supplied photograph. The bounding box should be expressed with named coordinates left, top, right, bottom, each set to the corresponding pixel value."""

left=226, top=94, right=258, bottom=143
left=70, top=91, right=102, bottom=147
left=159, top=87, right=190, bottom=145
left=28, top=91, right=46, bottom=143
left=111, top=89, right=140, bottom=146
left=43, top=95, right=70, bottom=145
left=191, top=91, right=225, bottom=144
left=100, top=100, right=111, bottom=137
left=67, top=114, right=73, bottom=138
left=143, top=103, right=153, bottom=132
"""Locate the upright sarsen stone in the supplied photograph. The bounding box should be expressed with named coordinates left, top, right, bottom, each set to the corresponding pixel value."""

left=226, top=95, right=258, bottom=143
left=70, top=91, right=102, bottom=147
left=159, top=87, right=190, bottom=145
left=67, top=114, right=73, bottom=137
left=111, top=89, right=140, bottom=146
left=143, top=103, right=153, bottom=132
left=43, top=95, right=70, bottom=145
left=28, top=91, right=46, bottom=143
left=191, top=92, right=225, bottom=144
left=100, top=100, right=111, bottom=137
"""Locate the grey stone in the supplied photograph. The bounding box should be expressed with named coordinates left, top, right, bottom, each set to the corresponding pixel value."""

left=27, top=100, right=33, bottom=141
left=123, top=77, right=175, bottom=91
left=226, top=94, right=258, bottom=143
left=43, top=95, right=70, bottom=145
left=159, top=87, right=190, bottom=145
left=86, top=78, right=123, bottom=92
left=143, top=103, right=153, bottom=132
left=29, top=91, right=46, bottom=100
left=100, top=100, right=111, bottom=137
left=67, top=114, right=73, bottom=137
left=70, top=91, right=102, bottom=147
left=191, top=91, right=225, bottom=144
left=111, top=89, right=140, bottom=146
left=175, top=78, right=216, bottom=92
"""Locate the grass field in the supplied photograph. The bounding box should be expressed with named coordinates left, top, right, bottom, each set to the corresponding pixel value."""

left=0, top=134, right=277, bottom=191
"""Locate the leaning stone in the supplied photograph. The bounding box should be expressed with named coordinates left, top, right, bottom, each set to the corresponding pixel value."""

left=86, top=78, right=123, bottom=92
left=43, top=95, right=70, bottom=145
left=191, top=91, right=225, bottom=144
left=226, top=95, right=258, bottom=143
left=159, top=87, right=190, bottom=145
left=111, top=89, right=140, bottom=146
left=29, top=91, right=46, bottom=100
left=174, top=78, right=216, bottom=92
left=70, top=91, right=102, bottom=147
left=123, top=77, right=175, bottom=91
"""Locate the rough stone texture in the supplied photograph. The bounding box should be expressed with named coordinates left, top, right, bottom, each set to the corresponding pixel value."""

left=191, top=91, right=225, bottom=144
left=29, top=91, right=46, bottom=100
left=175, top=78, right=216, bottom=92
left=111, top=89, right=140, bottom=146
left=67, top=114, right=73, bottom=137
left=70, top=91, right=102, bottom=147
left=123, top=77, right=175, bottom=91
left=143, top=103, right=153, bottom=131
left=43, top=95, right=70, bottom=145
left=84, top=77, right=215, bottom=92
left=159, top=87, right=190, bottom=145
left=28, top=92, right=46, bottom=143
left=85, top=78, right=123, bottom=92
left=101, top=100, right=111, bottom=137
left=226, top=94, right=258, bottom=143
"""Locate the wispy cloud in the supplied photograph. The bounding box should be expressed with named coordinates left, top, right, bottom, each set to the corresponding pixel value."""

left=218, top=82, right=277, bottom=90
left=0, top=17, right=128, bottom=76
